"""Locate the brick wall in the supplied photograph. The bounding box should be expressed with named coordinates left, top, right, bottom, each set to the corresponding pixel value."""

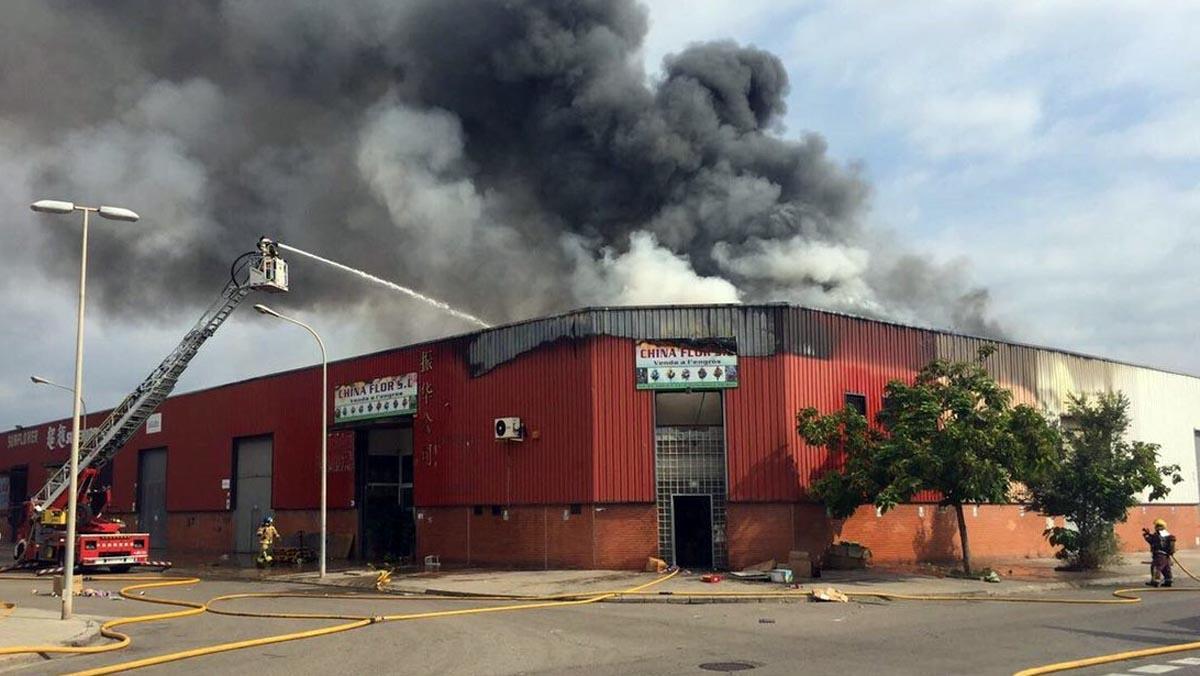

left=728, top=502, right=1200, bottom=568
left=416, top=503, right=657, bottom=570
left=160, top=509, right=359, bottom=557
left=115, top=501, right=1200, bottom=569
left=594, top=504, right=658, bottom=569
left=1118, top=505, right=1200, bottom=553
left=165, top=512, right=234, bottom=554
left=272, top=509, right=358, bottom=559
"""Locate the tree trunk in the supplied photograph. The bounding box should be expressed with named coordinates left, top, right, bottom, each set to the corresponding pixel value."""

left=954, top=502, right=972, bottom=575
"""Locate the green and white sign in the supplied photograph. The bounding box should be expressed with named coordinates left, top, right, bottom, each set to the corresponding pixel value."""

left=635, top=340, right=738, bottom=390
left=334, top=373, right=418, bottom=423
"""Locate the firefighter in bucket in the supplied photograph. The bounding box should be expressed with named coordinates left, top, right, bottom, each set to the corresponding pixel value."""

left=256, top=515, right=281, bottom=568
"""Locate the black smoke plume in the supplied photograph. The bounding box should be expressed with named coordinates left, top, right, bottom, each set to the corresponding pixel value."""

left=0, top=0, right=999, bottom=336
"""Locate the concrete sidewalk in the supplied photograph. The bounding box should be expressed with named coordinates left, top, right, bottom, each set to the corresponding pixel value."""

left=272, top=549, right=1200, bottom=602
left=0, top=604, right=99, bottom=667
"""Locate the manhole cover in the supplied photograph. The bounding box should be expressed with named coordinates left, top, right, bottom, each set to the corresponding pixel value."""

left=698, top=662, right=759, bottom=672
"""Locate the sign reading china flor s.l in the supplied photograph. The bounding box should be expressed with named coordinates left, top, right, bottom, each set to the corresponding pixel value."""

left=334, top=373, right=418, bottom=423
left=635, top=339, right=738, bottom=390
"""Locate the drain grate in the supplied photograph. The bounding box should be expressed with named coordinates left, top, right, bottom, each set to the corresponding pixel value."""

left=699, top=662, right=759, bottom=672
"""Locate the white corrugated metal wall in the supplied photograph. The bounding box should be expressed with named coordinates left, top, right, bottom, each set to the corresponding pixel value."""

left=937, top=335, right=1200, bottom=504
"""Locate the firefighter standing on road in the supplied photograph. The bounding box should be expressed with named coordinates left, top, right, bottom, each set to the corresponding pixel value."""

left=1143, top=518, right=1176, bottom=587
left=256, top=516, right=280, bottom=568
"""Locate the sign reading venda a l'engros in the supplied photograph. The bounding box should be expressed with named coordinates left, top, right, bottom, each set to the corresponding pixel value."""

left=334, top=373, right=418, bottom=423
left=635, top=340, right=738, bottom=390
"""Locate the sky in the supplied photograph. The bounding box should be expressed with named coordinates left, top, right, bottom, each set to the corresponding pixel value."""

left=3, top=0, right=1199, bottom=430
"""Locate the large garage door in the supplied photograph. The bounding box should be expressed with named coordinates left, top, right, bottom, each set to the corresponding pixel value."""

left=234, top=436, right=273, bottom=554
left=137, top=448, right=168, bottom=551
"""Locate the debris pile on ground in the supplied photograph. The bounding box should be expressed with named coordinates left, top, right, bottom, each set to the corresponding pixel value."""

left=646, top=557, right=668, bottom=573
left=810, top=587, right=849, bottom=603
left=824, top=542, right=871, bottom=570
left=730, top=559, right=773, bottom=581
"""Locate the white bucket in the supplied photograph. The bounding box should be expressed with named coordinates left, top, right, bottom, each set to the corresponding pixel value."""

left=769, top=568, right=794, bottom=583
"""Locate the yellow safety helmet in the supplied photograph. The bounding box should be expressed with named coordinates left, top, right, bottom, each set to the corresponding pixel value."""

left=1154, top=518, right=1167, bottom=529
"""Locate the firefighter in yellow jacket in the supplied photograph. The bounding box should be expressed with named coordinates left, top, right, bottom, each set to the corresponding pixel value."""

left=256, top=515, right=281, bottom=568
left=1143, top=518, right=1176, bottom=587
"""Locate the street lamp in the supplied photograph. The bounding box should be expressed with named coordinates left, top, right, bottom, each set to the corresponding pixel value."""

left=30, top=199, right=139, bottom=620
left=254, top=303, right=328, bottom=577
left=31, top=375, right=89, bottom=428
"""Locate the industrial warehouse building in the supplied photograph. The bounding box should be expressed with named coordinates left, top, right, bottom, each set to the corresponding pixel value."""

left=3, top=304, right=1200, bottom=570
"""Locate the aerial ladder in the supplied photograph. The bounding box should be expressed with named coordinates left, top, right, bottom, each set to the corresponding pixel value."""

left=10, top=238, right=288, bottom=573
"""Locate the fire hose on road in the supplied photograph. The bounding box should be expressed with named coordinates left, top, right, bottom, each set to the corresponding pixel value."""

left=1, top=557, right=1199, bottom=675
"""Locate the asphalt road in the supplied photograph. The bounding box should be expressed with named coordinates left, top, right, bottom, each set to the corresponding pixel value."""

left=3, top=578, right=1200, bottom=676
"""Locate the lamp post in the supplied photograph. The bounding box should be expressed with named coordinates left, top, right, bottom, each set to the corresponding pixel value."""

left=254, top=304, right=328, bottom=577
left=30, top=199, right=139, bottom=620
left=31, top=375, right=89, bottom=429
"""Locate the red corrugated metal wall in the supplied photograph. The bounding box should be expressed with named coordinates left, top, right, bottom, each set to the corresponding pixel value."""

left=724, top=355, right=794, bottom=501
left=588, top=335, right=654, bottom=503
left=414, top=337, right=594, bottom=506
left=3, top=310, right=960, bottom=516
left=782, top=315, right=933, bottom=499
left=110, top=365, right=357, bottom=512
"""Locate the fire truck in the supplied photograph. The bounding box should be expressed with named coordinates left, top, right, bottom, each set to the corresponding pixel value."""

left=9, top=238, right=288, bottom=573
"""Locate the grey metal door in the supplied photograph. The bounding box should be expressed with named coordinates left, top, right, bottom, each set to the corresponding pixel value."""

left=137, top=448, right=168, bottom=551
left=234, top=436, right=273, bottom=554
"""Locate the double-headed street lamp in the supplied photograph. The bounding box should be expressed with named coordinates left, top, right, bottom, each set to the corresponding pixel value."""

left=30, top=199, right=139, bottom=620
left=254, top=304, right=328, bottom=578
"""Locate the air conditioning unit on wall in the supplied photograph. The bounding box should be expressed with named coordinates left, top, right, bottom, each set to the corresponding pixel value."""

left=494, top=417, right=524, bottom=441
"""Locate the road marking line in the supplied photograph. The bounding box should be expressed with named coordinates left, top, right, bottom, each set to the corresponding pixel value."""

left=1129, top=665, right=1181, bottom=674
left=1170, top=658, right=1200, bottom=665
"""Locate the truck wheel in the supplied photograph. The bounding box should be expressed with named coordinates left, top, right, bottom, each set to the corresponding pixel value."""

left=12, top=539, right=25, bottom=561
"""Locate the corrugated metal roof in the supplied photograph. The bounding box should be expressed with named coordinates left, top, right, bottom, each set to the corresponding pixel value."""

left=466, top=303, right=1194, bottom=379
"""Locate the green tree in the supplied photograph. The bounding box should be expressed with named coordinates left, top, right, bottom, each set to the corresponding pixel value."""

left=1025, top=392, right=1181, bottom=569
left=797, top=346, right=1059, bottom=574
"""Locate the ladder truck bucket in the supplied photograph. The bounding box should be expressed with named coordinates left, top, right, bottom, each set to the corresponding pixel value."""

left=249, top=237, right=289, bottom=292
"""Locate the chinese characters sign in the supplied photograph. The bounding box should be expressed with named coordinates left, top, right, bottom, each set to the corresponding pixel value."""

left=7, top=428, right=38, bottom=449
left=334, top=373, right=418, bottom=423
left=635, top=340, right=738, bottom=390
left=6, top=425, right=97, bottom=451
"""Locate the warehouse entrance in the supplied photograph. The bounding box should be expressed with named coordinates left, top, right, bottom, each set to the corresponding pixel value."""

left=356, top=425, right=414, bottom=563
left=654, top=391, right=727, bottom=570
left=672, top=495, right=714, bottom=568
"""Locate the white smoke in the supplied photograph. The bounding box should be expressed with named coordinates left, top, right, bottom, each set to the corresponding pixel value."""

left=569, top=231, right=741, bottom=306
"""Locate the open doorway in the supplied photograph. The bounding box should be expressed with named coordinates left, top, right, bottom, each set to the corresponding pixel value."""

left=356, top=426, right=414, bottom=563
left=672, top=494, right=714, bottom=569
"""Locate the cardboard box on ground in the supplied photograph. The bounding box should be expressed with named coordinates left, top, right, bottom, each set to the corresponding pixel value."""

left=53, top=574, right=83, bottom=596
